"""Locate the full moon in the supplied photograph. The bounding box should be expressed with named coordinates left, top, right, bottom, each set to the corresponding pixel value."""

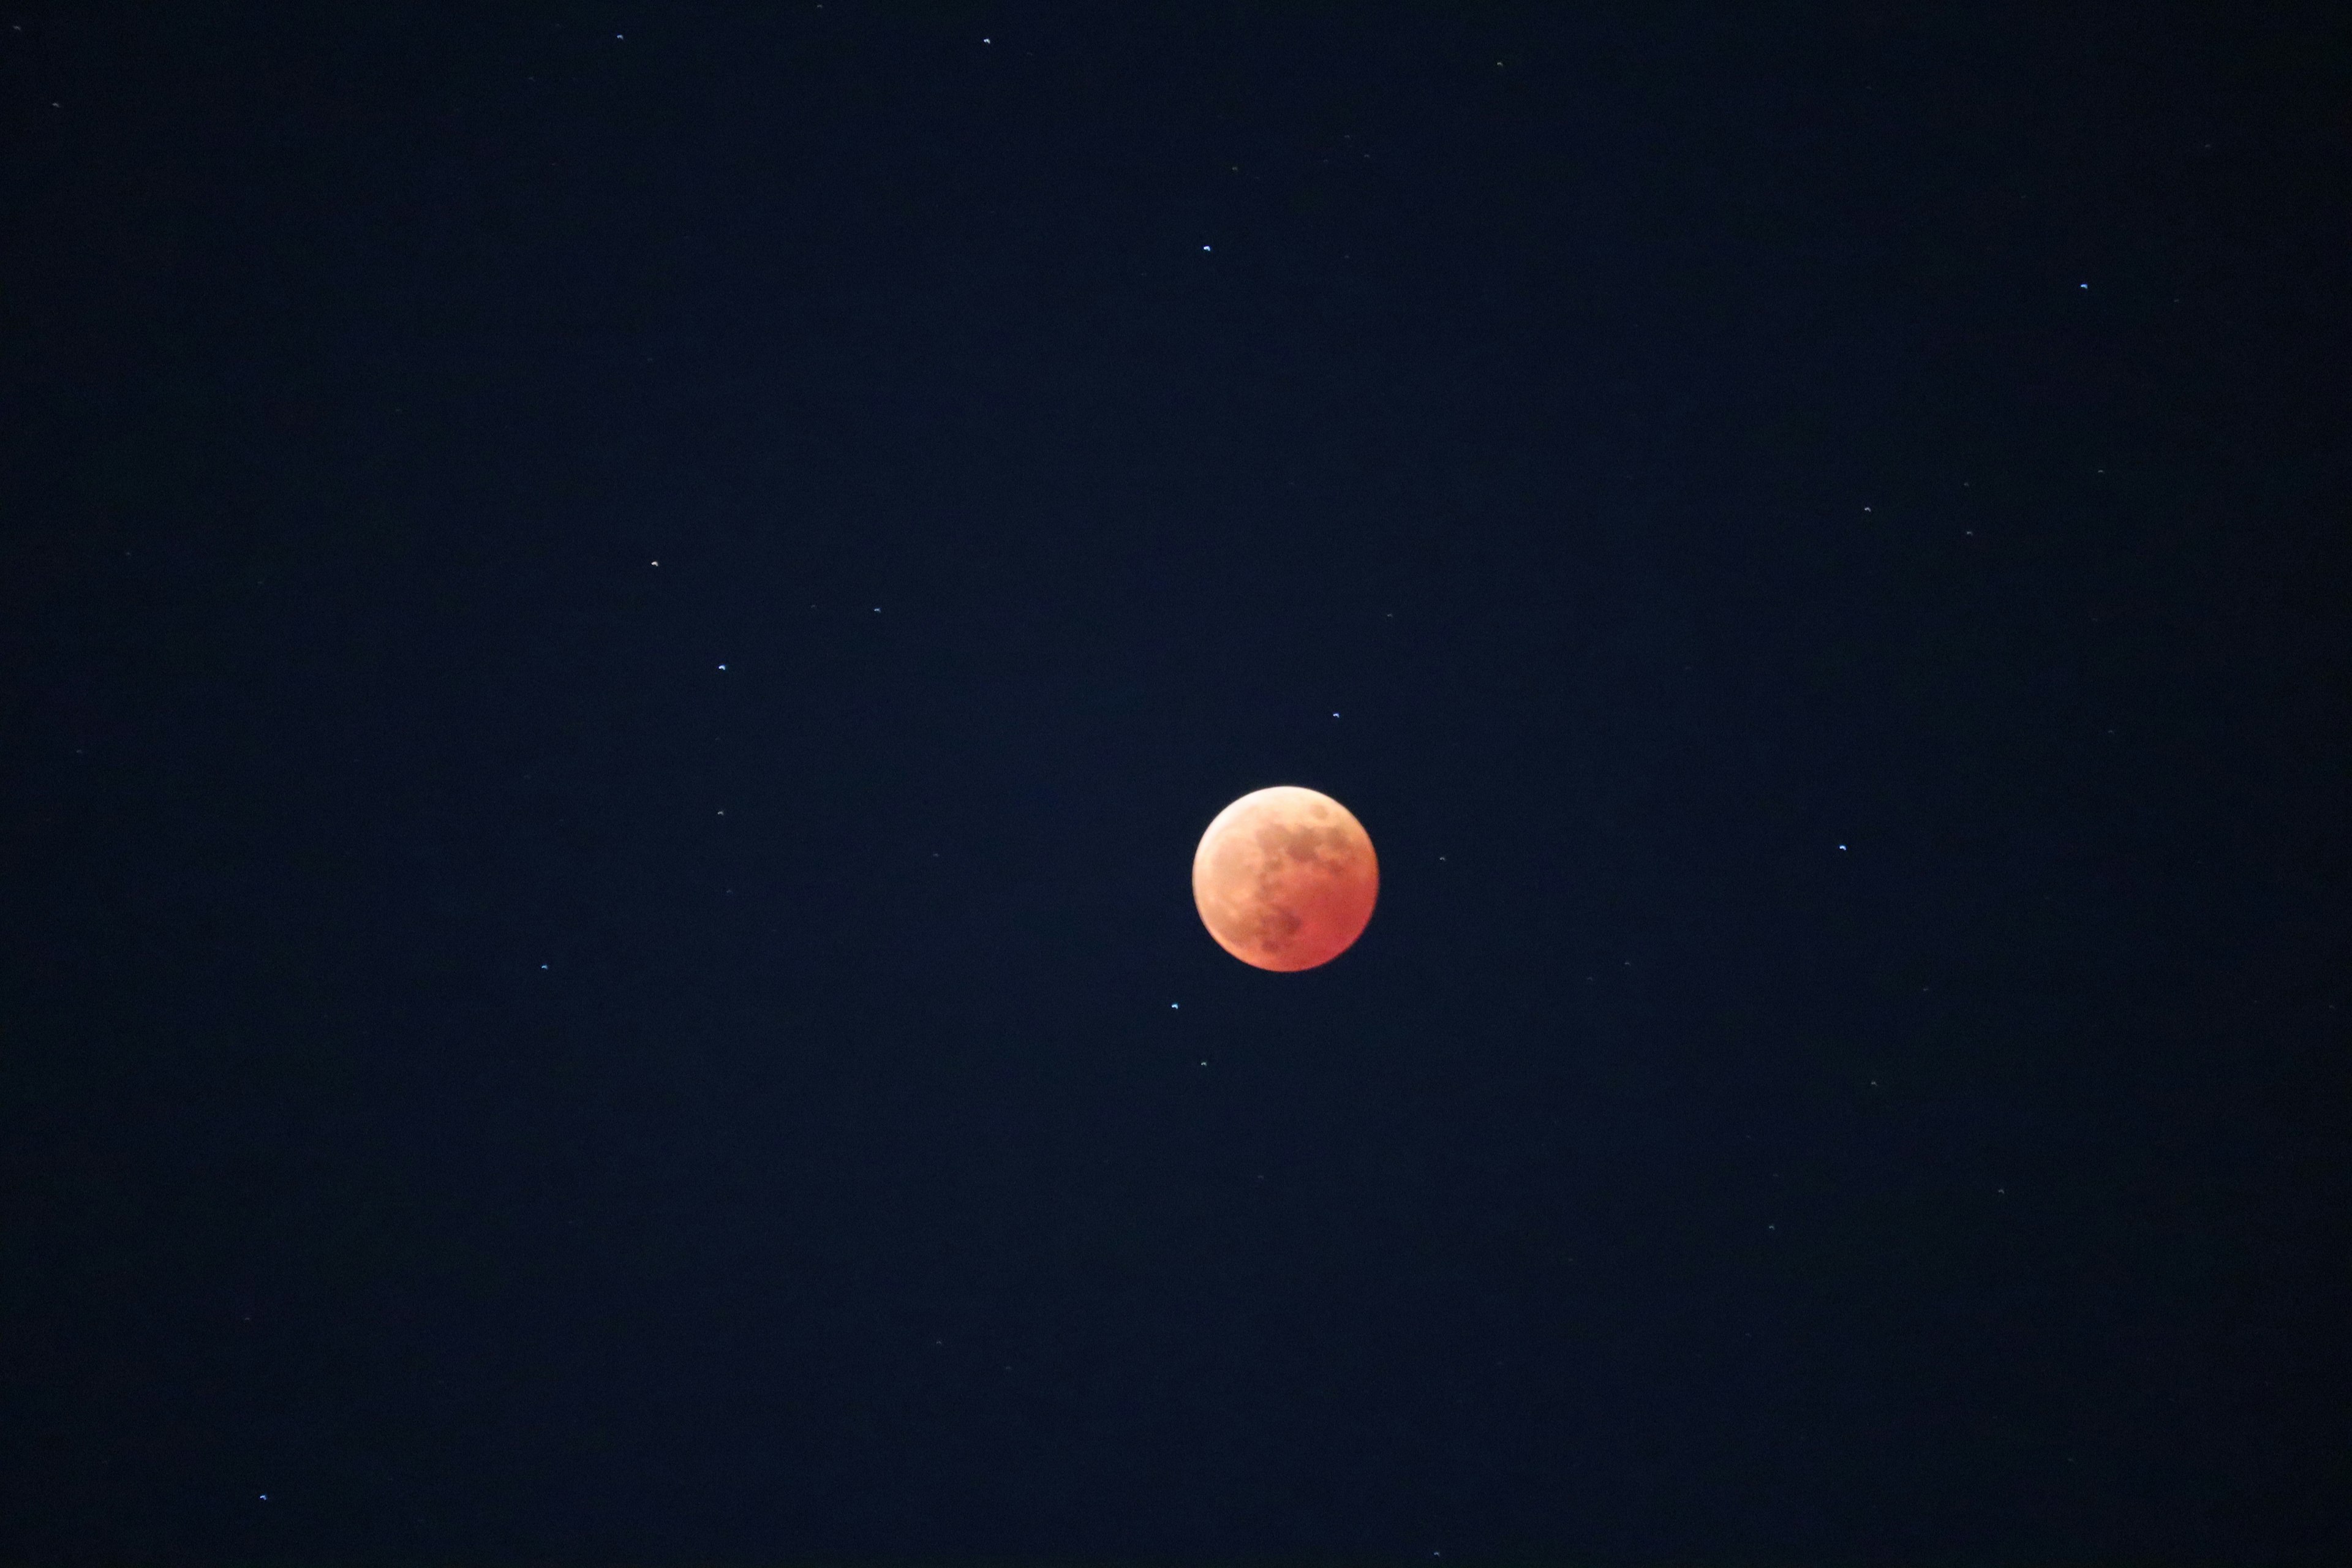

left=1192, top=785, right=1379, bottom=971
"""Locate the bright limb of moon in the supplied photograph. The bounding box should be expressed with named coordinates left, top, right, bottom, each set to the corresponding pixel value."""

left=1191, top=785, right=1378, bottom=971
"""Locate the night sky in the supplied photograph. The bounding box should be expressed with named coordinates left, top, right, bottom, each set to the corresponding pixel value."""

left=5, top=4, right=2348, bottom=1561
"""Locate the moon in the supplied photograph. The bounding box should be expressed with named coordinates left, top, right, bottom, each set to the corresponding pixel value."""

left=1192, top=786, right=1378, bottom=971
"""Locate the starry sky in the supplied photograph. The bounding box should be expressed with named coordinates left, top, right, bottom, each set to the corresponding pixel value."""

left=4, top=4, right=2347, bottom=1561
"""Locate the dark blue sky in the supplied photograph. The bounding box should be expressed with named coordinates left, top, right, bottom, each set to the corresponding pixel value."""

left=4, top=4, right=2346, bottom=1560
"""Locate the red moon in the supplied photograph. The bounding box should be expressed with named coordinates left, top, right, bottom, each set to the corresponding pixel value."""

left=1192, top=786, right=1378, bottom=971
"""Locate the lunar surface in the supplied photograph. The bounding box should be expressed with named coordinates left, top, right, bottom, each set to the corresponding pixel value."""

left=1191, top=785, right=1378, bottom=971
